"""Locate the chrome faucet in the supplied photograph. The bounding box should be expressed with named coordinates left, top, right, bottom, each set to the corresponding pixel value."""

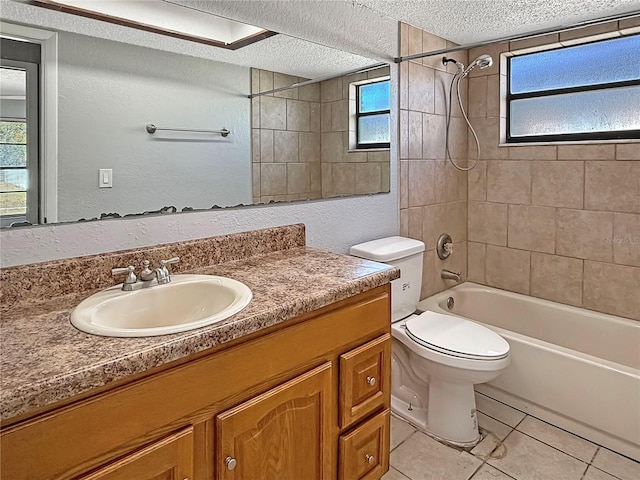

left=112, top=257, right=180, bottom=291
left=441, top=269, right=462, bottom=282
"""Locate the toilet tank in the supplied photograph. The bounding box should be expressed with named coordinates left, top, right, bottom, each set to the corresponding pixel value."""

left=350, top=236, right=425, bottom=322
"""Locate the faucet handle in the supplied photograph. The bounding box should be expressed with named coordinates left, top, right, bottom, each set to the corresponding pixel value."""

left=160, top=257, right=180, bottom=267
left=111, top=265, right=137, bottom=284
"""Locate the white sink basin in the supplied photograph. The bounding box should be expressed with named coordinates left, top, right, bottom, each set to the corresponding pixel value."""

left=70, top=274, right=252, bottom=337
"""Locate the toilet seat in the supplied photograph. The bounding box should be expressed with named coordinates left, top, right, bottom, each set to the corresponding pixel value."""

left=405, top=311, right=509, bottom=361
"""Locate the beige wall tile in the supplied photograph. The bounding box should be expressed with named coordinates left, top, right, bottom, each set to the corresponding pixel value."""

left=559, top=22, right=619, bottom=43
left=260, top=129, right=274, bottom=163
left=531, top=161, right=583, bottom=209
left=260, top=163, right=287, bottom=196
left=400, top=22, right=409, bottom=57
left=320, top=132, right=343, bottom=163
left=286, top=99, right=310, bottom=132
left=613, top=213, right=640, bottom=267
left=381, top=162, right=390, bottom=193
left=330, top=163, right=356, bottom=195
left=400, top=61, right=409, bottom=110
left=420, top=249, right=437, bottom=299
left=273, top=72, right=298, bottom=99
left=485, top=245, right=530, bottom=294
left=252, top=164, right=260, bottom=197
left=558, top=144, right=614, bottom=160
left=408, top=111, right=423, bottom=159
left=467, top=242, right=486, bottom=283
left=320, top=102, right=332, bottom=133
left=508, top=145, right=557, bottom=160
left=468, top=201, right=508, bottom=245
left=367, top=151, right=390, bottom=163
left=585, top=161, right=640, bottom=213
left=486, top=160, right=531, bottom=204
left=468, top=76, right=487, bottom=118
left=470, top=117, right=509, bottom=160
left=530, top=253, right=583, bottom=306
left=448, top=117, right=469, bottom=160
left=434, top=160, right=465, bottom=203
left=259, top=96, right=286, bottom=130
left=422, top=200, right=467, bottom=249
left=616, top=143, right=640, bottom=160
left=509, top=33, right=560, bottom=52
left=408, top=160, right=436, bottom=207
left=433, top=70, right=451, bottom=116
left=298, top=83, right=320, bottom=102
left=299, top=132, right=320, bottom=163
left=252, top=129, right=260, bottom=163
left=556, top=209, right=613, bottom=262
left=584, top=261, right=640, bottom=320
left=422, top=32, right=447, bottom=70
left=286, top=163, right=310, bottom=194
left=331, top=100, right=348, bottom=132
left=400, top=109, right=409, bottom=159
left=320, top=77, right=342, bottom=102
left=355, top=163, right=382, bottom=194
left=444, top=41, right=468, bottom=75
left=400, top=208, right=409, bottom=237
left=408, top=24, right=423, bottom=57
left=400, top=160, right=408, bottom=209
left=274, top=130, right=299, bottom=163
left=508, top=205, right=556, bottom=253
left=486, top=74, right=503, bottom=119
left=251, top=97, right=260, bottom=127
left=619, top=16, right=640, bottom=30
left=422, top=114, right=446, bottom=159
left=408, top=62, right=435, bottom=113
left=310, top=163, right=321, bottom=194
left=258, top=69, right=274, bottom=93
left=468, top=160, right=487, bottom=201
left=407, top=207, right=423, bottom=240
left=251, top=68, right=260, bottom=94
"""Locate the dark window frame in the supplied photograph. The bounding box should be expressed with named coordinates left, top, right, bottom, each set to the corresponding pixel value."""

left=506, top=35, right=640, bottom=143
left=355, top=79, right=391, bottom=150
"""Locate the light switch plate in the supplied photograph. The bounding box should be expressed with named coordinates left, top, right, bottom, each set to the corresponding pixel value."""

left=99, top=169, right=112, bottom=188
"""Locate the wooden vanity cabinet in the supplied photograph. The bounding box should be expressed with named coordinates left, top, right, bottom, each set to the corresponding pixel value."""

left=0, top=285, right=391, bottom=480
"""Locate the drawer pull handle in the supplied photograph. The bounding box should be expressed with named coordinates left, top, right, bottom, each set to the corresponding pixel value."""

left=225, top=456, right=237, bottom=471
left=365, top=454, right=375, bottom=464
left=366, top=376, right=376, bottom=386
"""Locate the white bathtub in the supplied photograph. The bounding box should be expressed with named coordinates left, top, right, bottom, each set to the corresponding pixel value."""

left=417, top=282, right=640, bottom=461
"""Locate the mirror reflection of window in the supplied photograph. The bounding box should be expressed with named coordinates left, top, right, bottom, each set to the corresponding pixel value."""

left=356, top=79, right=390, bottom=149
left=0, top=38, right=40, bottom=227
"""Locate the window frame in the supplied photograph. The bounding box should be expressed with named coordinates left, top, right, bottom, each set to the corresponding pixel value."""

left=506, top=34, right=640, bottom=144
left=355, top=79, right=391, bottom=150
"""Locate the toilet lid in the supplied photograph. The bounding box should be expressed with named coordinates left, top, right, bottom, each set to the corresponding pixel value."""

left=405, top=311, right=509, bottom=360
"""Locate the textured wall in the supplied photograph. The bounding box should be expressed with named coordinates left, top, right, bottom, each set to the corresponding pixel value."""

left=398, top=23, right=469, bottom=299
left=466, top=20, right=640, bottom=320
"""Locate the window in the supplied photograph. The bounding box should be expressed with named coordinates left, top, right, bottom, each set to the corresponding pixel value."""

left=0, top=38, right=40, bottom=227
left=355, top=79, right=390, bottom=149
left=507, top=34, right=640, bottom=143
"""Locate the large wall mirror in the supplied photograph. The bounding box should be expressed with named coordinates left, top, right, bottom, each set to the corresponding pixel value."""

left=0, top=0, right=391, bottom=227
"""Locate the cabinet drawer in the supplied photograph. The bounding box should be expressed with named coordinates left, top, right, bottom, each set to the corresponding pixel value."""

left=339, top=334, right=390, bottom=428
left=339, top=409, right=390, bottom=480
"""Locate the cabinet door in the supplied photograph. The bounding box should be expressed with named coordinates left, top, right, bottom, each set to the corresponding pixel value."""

left=216, top=362, right=333, bottom=480
left=79, top=427, right=193, bottom=480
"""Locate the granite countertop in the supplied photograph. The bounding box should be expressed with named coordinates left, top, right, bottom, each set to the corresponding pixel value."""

left=0, top=247, right=398, bottom=422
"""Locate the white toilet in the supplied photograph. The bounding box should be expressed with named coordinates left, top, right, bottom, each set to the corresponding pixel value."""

left=351, top=236, right=510, bottom=447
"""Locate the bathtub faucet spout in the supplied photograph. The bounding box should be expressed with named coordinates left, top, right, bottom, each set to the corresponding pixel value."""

left=441, top=269, right=462, bottom=282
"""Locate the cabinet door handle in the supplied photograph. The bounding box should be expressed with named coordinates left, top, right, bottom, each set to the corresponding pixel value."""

left=225, top=456, right=237, bottom=471
left=365, top=454, right=375, bottom=464
left=366, top=376, right=376, bottom=386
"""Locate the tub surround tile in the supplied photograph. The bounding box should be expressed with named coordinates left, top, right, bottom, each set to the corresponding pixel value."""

left=530, top=253, right=583, bottom=307
left=486, top=161, right=531, bottom=205
left=485, top=245, right=530, bottom=295
left=616, top=143, right=640, bottom=161
left=585, top=162, right=640, bottom=214
left=467, top=242, right=487, bottom=284
left=0, top=226, right=399, bottom=421
left=468, top=160, right=487, bottom=201
left=557, top=144, right=615, bottom=160
left=531, top=161, right=584, bottom=209
left=556, top=209, right=613, bottom=262
left=468, top=202, right=508, bottom=246
left=613, top=213, right=640, bottom=267
left=391, top=431, right=482, bottom=480
left=487, top=431, right=588, bottom=480
left=583, top=261, right=640, bottom=320
left=507, top=205, right=556, bottom=254
left=591, top=448, right=640, bottom=480
left=516, top=417, right=598, bottom=463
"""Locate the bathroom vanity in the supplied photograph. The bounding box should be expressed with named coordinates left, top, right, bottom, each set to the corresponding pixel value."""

left=0, top=225, right=397, bottom=480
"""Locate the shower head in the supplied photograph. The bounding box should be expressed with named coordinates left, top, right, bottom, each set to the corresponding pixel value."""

left=461, top=54, right=493, bottom=77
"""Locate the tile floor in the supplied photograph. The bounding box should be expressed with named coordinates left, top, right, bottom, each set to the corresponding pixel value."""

left=384, top=392, right=640, bottom=480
